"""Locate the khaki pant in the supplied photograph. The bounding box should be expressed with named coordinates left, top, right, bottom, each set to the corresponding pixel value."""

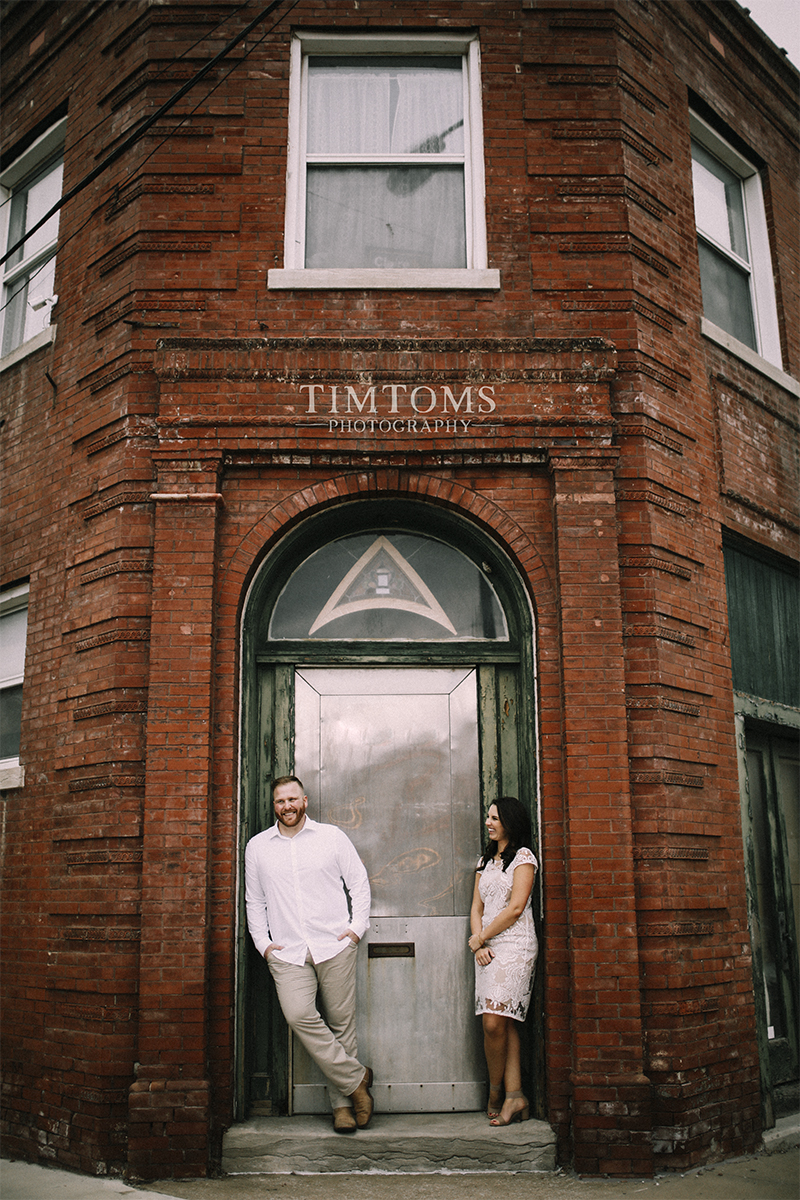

left=267, top=940, right=365, bottom=1110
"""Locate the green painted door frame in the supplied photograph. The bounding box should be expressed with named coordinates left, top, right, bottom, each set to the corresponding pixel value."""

left=734, top=694, right=800, bottom=1125
left=234, top=500, right=541, bottom=1120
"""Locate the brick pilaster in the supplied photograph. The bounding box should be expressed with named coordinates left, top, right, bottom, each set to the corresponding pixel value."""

left=550, top=448, right=653, bottom=1177
left=128, top=461, right=223, bottom=1179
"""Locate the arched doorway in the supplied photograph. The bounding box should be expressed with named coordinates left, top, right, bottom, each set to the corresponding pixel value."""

left=236, top=500, right=541, bottom=1118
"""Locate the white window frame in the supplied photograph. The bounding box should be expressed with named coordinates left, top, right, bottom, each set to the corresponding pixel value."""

left=690, top=110, right=783, bottom=372
left=268, top=31, right=499, bottom=290
left=0, top=116, right=66, bottom=365
left=0, top=582, right=29, bottom=790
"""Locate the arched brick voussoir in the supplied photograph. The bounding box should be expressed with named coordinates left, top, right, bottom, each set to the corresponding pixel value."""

left=217, top=469, right=559, bottom=623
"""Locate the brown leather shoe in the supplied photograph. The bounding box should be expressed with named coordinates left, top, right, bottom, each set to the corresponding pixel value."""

left=348, top=1068, right=374, bottom=1128
left=332, top=1106, right=357, bottom=1133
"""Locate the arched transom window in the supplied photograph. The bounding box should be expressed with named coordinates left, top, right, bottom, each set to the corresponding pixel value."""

left=269, top=532, right=509, bottom=641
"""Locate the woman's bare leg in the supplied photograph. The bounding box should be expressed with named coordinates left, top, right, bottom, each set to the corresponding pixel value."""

left=503, top=1019, right=522, bottom=1093
left=482, top=1015, right=529, bottom=1125
left=482, top=1012, right=509, bottom=1091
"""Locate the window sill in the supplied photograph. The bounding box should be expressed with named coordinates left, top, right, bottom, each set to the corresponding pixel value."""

left=0, top=763, right=24, bottom=791
left=733, top=692, right=800, bottom=730
left=700, top=318, right=799, bottom=397
left=268, top=268, right=501, bottom=290
left=0, top=325, right=56, bottom=374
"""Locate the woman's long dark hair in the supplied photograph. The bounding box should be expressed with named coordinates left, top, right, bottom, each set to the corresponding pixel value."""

left=479, top=796, right=532, bottom=872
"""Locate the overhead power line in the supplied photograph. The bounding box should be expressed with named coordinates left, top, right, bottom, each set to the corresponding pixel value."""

left=0, top=0, right=289, bottom=268
left=0, top=1, right=254, bottom=218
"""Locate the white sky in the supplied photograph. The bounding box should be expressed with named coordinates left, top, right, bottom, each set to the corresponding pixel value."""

left=742, top=0, right=800, bottom=69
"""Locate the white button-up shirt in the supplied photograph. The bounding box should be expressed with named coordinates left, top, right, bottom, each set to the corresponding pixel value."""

left=245, top=817, right=371, bottom=966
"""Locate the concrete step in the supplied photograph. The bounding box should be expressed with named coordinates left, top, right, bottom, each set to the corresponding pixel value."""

left=222, top=1112, right=557, bottom=1174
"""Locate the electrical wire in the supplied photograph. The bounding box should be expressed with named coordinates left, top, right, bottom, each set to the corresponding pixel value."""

left=0, top=0, right=291, bottom=268
left=0, top=0, right=298, bottom=324
left=122, top=0, right=299, bottom=188
left=0, top=0, right=255, bottom=218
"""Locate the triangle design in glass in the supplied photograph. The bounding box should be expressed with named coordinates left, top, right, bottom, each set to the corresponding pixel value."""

left=309, top=536, right=457, bottom=635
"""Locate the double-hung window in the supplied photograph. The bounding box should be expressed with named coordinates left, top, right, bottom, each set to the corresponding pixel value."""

left=0, top=583, right=28, bottom=789
left=690, top=111, right=782, bottom=370
left=269, top=32, right=498, bottom=289
left=1, top=118, right=65, bottom=360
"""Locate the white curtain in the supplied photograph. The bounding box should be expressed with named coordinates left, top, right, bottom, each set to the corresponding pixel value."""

left=305, top=60, right=466, bottom=266
left=305, top=166, right=466, bottom=268
left=307, top=60, right=464, bottom=155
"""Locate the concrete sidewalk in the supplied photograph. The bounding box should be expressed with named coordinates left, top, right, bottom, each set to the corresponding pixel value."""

left=2, top=1115, right=797, bottom=1200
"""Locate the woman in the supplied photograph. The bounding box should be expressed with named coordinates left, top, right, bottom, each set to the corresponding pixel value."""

left=468, top=796, right=538, bottom=1126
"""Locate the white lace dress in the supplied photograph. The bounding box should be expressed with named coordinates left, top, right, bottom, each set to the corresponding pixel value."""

left=474, top=847, right=538, bottom=1023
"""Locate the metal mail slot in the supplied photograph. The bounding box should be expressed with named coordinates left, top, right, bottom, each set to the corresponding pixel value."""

left=368, top=942, right=415, bottom=959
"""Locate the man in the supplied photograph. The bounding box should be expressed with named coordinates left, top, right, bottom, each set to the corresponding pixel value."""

left=245, top=775, right=374, bottom=1133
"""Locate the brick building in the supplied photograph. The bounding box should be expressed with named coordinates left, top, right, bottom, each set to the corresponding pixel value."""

left=1, top=0, right=797, bottom=1182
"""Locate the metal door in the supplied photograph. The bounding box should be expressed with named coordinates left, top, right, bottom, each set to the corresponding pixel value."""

left=291, top=666, right=484, bottom=1112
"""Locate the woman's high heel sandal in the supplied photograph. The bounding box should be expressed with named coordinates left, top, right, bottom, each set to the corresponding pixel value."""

left=490, top=1090, right=530, bottom=1126
left=487, top=1086, right=503, bottom=1121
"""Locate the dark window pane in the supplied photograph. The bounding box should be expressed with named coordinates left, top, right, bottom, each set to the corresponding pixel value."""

left=0, top=684, right=23, bottom=759
left=698, top=238, right=757, bottom=350
left=723, top=541, right=800, bottom=708
left=1, top=276, right=27, bottom=356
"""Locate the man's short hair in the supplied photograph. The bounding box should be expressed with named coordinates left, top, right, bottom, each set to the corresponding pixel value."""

left=271, top=774, right=305, bottom=797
